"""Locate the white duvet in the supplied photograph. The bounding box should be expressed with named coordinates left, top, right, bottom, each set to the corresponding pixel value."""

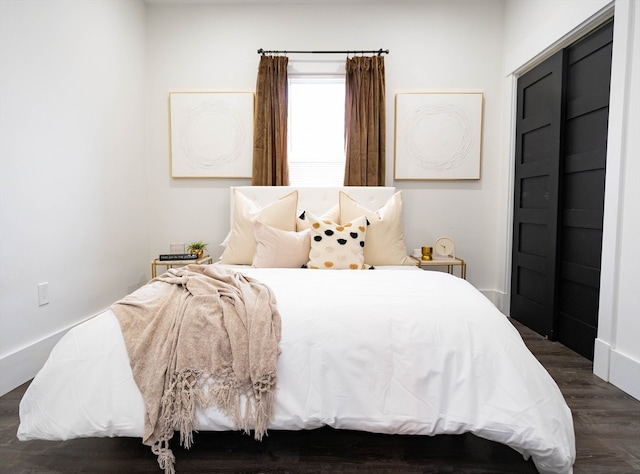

left=18, top=267, right=575, bottom=473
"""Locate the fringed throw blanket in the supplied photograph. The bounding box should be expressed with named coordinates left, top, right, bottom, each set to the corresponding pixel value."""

left=111, top=265, right=281, bottom=474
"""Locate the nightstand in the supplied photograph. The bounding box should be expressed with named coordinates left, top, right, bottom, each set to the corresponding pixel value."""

left=411, top=255, right=467, bottom=279
left=151, top=255, right=213, bottom=278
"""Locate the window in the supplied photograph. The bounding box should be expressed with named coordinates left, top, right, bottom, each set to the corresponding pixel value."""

left=287, top=76, right=345, bottom=186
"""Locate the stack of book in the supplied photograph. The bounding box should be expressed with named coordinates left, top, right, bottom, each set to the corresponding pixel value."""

left=158, top=253, right=199, bottom=261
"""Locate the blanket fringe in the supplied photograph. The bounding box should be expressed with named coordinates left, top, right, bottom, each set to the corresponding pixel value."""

left=197, top=369, right=277, bottom=439
left=160, top=370, right=198, bottom=449
left=149, top=368, right=278, bottom=472
left=253, top=372, right=277, bottom=440
left=151, top=370, right=200, bottom=474
left=152, top=440, right=176, bottom=474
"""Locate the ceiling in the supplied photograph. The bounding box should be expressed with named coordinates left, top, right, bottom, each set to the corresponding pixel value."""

left=144, top=0, right=435, bottom=4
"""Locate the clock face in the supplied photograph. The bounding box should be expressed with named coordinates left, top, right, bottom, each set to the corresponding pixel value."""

left=435, top=237, right=455, bottom=257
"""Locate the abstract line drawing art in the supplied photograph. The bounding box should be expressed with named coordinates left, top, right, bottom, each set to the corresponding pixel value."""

left=170, top=92, right=254, bottom=178
left=394, top=93, right=483, bottom=180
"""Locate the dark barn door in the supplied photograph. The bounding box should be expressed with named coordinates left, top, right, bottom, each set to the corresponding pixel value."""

left=511, top=50, right=565, bottom=339
left=511, top=20, right=613, bottom=359
left=556, top=22, right=613, bottom=360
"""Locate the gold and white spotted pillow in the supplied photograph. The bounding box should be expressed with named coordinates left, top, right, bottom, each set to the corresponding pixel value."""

left=301, top=211, right=367, bottom=270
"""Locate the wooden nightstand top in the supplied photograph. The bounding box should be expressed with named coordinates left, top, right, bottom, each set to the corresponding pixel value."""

left=151, top=255, right=213, bottom=278
left=410, top=255, right=466, bottom=279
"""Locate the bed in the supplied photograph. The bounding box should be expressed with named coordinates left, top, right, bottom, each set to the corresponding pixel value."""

left=17, top=186, right=576, bottom=474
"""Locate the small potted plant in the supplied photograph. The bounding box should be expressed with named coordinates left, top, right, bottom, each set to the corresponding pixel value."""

left=187, top=240, right=208, bottom=259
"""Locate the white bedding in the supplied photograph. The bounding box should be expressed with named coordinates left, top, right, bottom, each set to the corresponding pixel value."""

left=18, top=267, right=575, bottom=474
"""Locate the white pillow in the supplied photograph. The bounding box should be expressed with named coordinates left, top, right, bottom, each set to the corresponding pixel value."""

left=303, top=212, right=368, bottom=270
left=339, top=191, right=411, bottom=266
left=220, top=189, right=298, bottom=265
left=296, top=204, right=340, bottom=231
left=252, top=221, right=311, bottom=268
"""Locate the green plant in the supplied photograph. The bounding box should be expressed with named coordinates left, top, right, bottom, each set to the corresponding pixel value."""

left=187, top=240, right=208, bottom=252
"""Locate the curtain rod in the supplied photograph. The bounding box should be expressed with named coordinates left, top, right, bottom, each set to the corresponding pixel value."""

left=257, top=48, right=389, bottom=56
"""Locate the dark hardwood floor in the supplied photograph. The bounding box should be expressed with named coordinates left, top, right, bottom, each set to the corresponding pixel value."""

left=1, top=319, right=639, bottom=473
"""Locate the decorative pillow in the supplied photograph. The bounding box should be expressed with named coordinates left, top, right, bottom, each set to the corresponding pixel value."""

left=220, top=189, right=298, bottom=265
left=252, top=221, right=311, bottom=268
left=296, top=204, right=340, bottom=231
left=302, top=212, right=367, bottom=270
left=339, top=191, right=412, bottom=266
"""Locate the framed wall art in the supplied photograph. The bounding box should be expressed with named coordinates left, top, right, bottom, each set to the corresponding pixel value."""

left=394, top=92, right=483, bottom=180
left=169, top=92, right=254, bottom=178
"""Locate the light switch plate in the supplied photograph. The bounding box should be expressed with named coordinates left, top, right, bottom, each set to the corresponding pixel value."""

left=38, top=282, right=49, bottom=306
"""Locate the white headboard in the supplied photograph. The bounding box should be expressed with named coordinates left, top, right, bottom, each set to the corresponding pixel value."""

left=229, top=186, right=396, bottom=225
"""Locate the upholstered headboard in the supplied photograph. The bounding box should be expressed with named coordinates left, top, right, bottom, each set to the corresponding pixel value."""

left=222, top=186, right=411, bottom=267
left=229, top=186, right=396, bottom=226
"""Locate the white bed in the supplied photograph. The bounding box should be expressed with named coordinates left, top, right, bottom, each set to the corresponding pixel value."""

left=17, top=187, right=576, bottom=474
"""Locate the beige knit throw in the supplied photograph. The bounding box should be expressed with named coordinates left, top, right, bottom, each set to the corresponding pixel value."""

left=111, top=265, right=281, bottom=474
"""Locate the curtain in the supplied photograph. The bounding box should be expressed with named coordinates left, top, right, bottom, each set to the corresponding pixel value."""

left=344, top=56, right=386, bottom=186
left=252, top=56, right=289, bottom=186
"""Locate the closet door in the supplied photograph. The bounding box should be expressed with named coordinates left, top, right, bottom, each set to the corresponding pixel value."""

left=510, top=50, right=565, bottom=339
left=556, top=21, right=613, bottom=360
left=511, top=20, right=613, bottom=359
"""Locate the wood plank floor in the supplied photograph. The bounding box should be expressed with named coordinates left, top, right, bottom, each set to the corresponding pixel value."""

left=1, top=319, right=639, bottom=473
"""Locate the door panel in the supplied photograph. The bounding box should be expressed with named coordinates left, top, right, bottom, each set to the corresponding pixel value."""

left=556, top=20, right=612, bottom=359
left=510, top=51, right=565, bottom=339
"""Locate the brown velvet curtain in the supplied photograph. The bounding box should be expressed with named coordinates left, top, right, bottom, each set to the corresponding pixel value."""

left=252, top=56, right=289, bottom=186
left=343, top=56, right=386, bottom=186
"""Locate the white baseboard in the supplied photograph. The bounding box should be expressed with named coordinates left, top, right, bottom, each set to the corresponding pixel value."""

left=593, top=338, right=611, bottom=380
left=593, top=337, right=640, bottom=401
left=480, top=289, right=507, bottom=314
left=0, top=332, right=66, bottom=397
left=610, top=350, right=640, bottom=401
left=0, top=312, right=104, bottom=397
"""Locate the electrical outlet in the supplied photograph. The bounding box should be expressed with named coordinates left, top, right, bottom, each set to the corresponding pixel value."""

left=37, top=282, right=49, bottom=306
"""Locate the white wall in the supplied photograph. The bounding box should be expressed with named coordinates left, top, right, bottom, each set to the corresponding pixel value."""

left=2, top=0, right=636, bottom=400
left=145, top=0, right=508, bottom=301
left=503, top=0, right=640, bottom=400
left=596, top=0, right=640, bottom=400
left=0, top=0, right=149, bottom=395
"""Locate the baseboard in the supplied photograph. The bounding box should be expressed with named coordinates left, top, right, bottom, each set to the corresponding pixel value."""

left=609, top=350, right=640, bottom=401
left=593, top=337, right=640, bottom=401
left=593, top=338, right=611, bottom=380
left=479, top=289, right=507, bottom=314
left=0, top=312, right=105, bottom=397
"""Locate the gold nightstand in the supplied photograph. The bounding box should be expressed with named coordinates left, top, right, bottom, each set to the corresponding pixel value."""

left=411, top=256, right=467, bottom=279
left=151, top=255, right=213, bottom=278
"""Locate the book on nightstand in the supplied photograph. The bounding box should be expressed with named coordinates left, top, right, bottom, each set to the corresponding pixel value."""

left=158, top=253, right=198, bottom=261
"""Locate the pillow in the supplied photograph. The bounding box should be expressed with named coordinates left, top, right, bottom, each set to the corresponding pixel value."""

left=339, top=191, right=412, bottom=266
left=220, top=189, right=298, bottom=264
left=296, top=204, right=340, bottom=231
left=302, top=212, right=367, bottom=270
left=252, top=221, right=311, bottom=268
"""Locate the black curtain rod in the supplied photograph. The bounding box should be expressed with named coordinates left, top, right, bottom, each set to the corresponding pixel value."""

left=257, top=48, right=389, bottom=56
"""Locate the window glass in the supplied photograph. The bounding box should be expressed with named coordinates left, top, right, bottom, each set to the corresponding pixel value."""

left=288, top=76, right=345, bottom=186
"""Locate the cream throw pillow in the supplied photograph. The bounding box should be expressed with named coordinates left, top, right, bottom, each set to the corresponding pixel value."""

left=252, top=221, right=311, bottom=268
left=296, top=204, right=340, bottom=231
left=339, top=191, right=411, bottom=266
left=304, top=212, right=367, bottom=270
left=220, top=189, right=298, bottom=264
